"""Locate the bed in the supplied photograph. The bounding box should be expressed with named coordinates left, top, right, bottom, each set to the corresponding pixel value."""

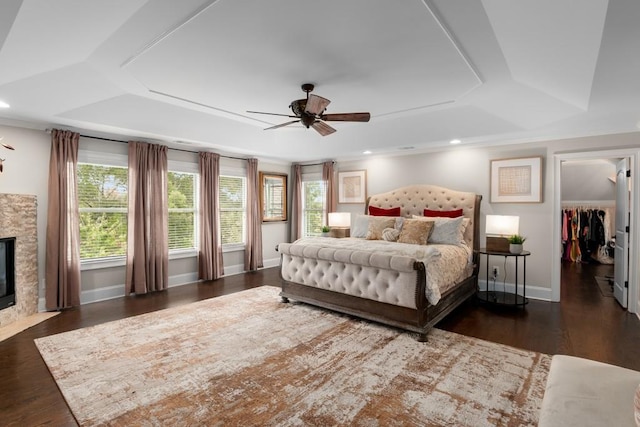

left=278, top=184, right=482, bottom=341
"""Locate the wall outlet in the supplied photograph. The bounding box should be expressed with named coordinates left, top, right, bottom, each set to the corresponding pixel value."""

left=492, top=266, right=499, bottom=279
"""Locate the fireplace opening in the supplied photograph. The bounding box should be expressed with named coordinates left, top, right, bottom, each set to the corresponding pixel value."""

left=0, top=237, right=16, bottom=311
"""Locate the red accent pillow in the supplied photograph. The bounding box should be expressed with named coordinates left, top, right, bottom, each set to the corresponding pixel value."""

left=369, top=206, right=401, bottom=216
left=423, top=208, right=463, bottom=218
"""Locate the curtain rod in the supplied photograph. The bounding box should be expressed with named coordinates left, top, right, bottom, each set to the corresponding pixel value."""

left=297, top=161, right=334, bottom=167
left=81, top=134, right=247, bottom=161
left=54, top=130, right=247, bottom=161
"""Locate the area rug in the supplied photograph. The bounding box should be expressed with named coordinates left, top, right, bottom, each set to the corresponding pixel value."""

left=35, top=286, right=551, bottom=426
left=594, top=275, right=615, bottom=297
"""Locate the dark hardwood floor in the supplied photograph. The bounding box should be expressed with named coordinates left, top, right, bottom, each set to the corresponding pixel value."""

left=1, top=262, right=639, bottom=426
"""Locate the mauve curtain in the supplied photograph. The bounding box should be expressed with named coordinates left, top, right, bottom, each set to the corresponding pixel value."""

left=290, top=164, right=303, bottom=242
left=198, top=152, right=223, bottom=280
left=126, top=141, right=169, bottom=294
left=45, top=129, right=81, bottom=310
left=323, top=161, right=337, bottom=224
left=244, top=158, right=263, bottom=271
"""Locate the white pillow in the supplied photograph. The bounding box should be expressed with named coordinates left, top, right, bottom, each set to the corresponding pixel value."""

left=351, top=214, right=370, bottom=238
left=412, top=215, right=466, bottom=245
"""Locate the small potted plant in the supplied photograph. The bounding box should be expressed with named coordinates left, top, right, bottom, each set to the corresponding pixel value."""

left=508, top=234, right=526, bottom=254
left=321, top=225, right=331, bottom=237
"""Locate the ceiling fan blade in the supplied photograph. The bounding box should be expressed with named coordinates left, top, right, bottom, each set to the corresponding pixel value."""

left=305, top=94, right=331, bottom=115
left=321, top=112, right=371, bottom=122
left=247, top=110, right=297, bottom=118
left=311, top=121, right=336, bottom=136
left=264, top=120, right=300, bottom=130
left=0, top=137, right=14, bottom=150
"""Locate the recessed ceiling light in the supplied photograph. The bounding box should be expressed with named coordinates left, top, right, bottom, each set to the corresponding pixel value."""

left=0, top=100, right=10, bottom=108
left=450, top=139, right=462, bottom=144
left=363, top=150, right=372, bottom=155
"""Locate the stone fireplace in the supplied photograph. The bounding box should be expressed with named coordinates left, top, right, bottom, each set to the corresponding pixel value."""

left=0, top=194, right=38, bottom=327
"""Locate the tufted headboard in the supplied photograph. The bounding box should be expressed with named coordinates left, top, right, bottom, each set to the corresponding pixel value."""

left=365, top=184, right=482, bottom=252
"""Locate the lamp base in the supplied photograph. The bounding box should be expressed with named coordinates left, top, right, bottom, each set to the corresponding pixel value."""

left=330, top=228, right=350, bottom=238
left=486, top=236, right=510, bottom=252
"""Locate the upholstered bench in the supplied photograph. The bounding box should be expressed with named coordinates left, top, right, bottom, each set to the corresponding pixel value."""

left=539, top=355, right=640, bottom=427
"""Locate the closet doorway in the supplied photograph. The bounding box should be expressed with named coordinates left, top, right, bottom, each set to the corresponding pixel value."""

left=553, top=148, right=639, bottom=315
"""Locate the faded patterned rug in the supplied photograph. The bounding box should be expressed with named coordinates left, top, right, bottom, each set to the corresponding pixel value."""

left=35, top=286, right=550, bottom=426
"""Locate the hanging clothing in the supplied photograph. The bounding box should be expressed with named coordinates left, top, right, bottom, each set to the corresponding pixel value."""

left=561, top=206, right=613, bottom=264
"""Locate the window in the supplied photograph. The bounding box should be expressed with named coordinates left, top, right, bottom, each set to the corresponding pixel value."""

left=168, top=171, right=197, bottom=251
left=219, top=175, right=246, bottom=246
left=302, top=179, right=326, bottom=237
left=78, top=163, right=128, bottom=260
left=79, top=158, right=198, bottom=262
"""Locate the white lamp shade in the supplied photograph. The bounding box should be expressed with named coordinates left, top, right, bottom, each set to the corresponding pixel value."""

left=486, top=215, right=519, bottom=236
left=328, top=212, right=351, bottom=228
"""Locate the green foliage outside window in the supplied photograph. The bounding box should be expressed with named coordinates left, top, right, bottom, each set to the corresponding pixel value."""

left=168, top=172, right=196, bottom=250
left=303, top=180, right=325, bottom=237
left=78, top=164, right=128, bottom=259
left=78, top=164, right=197, bottom=260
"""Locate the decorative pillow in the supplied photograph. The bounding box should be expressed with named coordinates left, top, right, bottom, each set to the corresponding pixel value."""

left=397, top=219, right=434, bottom=245
left=382, top=227, right=400, bottom=242
left=366, top=217, right=396, bottom=240
left=351, top=214, right=370, bottom=238
left=413, top=215, right=465, bottom=245
left=369, top=206, right=401, bottom=217
left=424, top=208, right=463, bottom=218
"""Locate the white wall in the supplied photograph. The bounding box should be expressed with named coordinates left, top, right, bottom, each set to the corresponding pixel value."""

left=0, top=125, right=50, bottom=297
left=562, top=159, right=616, bottom=203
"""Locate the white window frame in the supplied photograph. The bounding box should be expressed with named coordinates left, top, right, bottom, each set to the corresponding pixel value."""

left=301, top=172, right=326, bottom=238
left=78, top=151, right=129, bottom=271
left=219, top=167, right=247, bottom=253
left=167, top=160, right=199, bottom=259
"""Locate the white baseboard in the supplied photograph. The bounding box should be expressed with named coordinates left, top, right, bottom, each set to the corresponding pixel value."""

left=38, top=260, right=281, bottom=310
left=478, top=279, right=552, bottom=301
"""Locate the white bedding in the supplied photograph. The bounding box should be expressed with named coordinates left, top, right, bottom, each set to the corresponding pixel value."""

left=291, top=237, right=472, bottom=305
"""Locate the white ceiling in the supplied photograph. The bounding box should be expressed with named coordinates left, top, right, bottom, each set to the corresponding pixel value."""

left=0, top=0, right=639, bottom=162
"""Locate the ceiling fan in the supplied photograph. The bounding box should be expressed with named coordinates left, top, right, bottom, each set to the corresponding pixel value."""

left=247, top=83, right=370, bottom=136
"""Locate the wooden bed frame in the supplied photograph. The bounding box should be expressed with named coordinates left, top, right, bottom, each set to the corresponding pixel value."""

left=279, top=185, right=482, bottom=341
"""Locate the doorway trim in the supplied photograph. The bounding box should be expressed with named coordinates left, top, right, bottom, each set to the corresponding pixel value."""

left=552, top=148, right=640, bottom=314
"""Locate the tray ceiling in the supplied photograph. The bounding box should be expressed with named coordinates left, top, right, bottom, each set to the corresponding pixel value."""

left=0, top=0, right=638, bottom=162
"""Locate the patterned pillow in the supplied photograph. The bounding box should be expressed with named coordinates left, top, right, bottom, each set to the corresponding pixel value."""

left=366, top=217, right=396, bottom=240
left=397, top=219, right=434, bottom=245
left=382, top=227, right=400, bottom=242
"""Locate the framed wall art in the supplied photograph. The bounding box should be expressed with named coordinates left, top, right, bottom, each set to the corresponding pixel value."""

left=490, top=156, right=543, bottom=203
left=338, top=170, right=367, bottom=204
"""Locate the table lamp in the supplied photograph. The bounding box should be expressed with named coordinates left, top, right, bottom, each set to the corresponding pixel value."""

left=328, top=212, right=351, bottom=238
left=485, top=215, right=519, bottom=252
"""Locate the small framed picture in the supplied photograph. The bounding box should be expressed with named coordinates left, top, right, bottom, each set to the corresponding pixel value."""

left=490, top=156, right=543, bottom=203
left=338, top=170, right=367, bottom=204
